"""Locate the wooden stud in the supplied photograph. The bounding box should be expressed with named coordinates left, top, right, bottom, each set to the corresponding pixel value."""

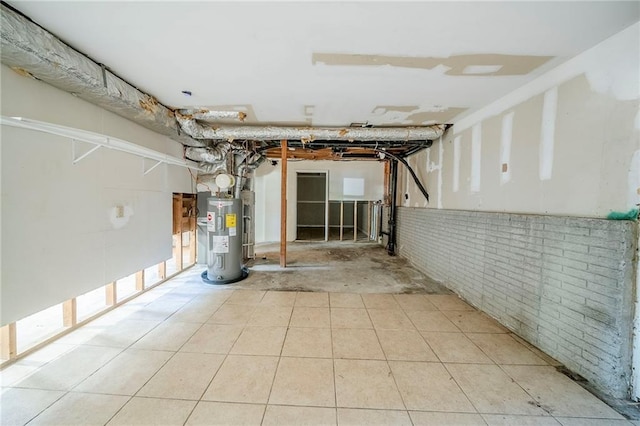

left=158, top=261, right=166, bottom=280
left=173, top=194, right=184, bottom=271
left=172, top=193, right=183, bottom=235
left=63, top=298, right=77, bottom=327
left=383, top=161, right=391, bottom=205
left=189, top=229, right=196, bottom=265
left=105, top=282, right=117, bottom=306
left=174, top=233, right=184, bottom=271
left=0, top=323, right=17, bottom=360
left=280, top=139, right=287, bottom=268
left=189, top=232, right=197, bottom=265
left=354, top=201, right=358, bottom=242
left=339, top=201, right=344, bottom=241
left=185, top=195, right=197, bottom=265
left=135, top=270, right=145, bottom=292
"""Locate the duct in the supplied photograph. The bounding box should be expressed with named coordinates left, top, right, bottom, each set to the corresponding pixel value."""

left=234, top=153, right=265, bottom=199
left=0, top=4, right=207, bottom=148
left=185, top=145, right=232, bottom=163
left=199, top=163, right=228, bottom=174
left=179, top=109, right=247, bottom=122
left=176, top=113, right=445, bottom=142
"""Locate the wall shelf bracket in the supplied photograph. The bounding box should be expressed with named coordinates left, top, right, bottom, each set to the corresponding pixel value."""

left=143, top=158, right=163, bottom=175
left=71, top=138, right=102, bottom=164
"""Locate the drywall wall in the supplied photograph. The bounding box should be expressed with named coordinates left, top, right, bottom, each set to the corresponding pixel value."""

left=0, top=65, right=193, bottom=325
left=400, top=23, right=639, bottom=218
left=254, top=160, right=384, bottom=242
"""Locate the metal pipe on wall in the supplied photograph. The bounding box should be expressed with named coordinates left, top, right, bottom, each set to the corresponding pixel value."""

left=387, top=159, right=399, bottom=256
left=378, top=150, right=430, bottom=203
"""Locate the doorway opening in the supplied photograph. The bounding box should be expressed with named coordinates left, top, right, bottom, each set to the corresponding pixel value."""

left=296, top=172, right=328, bottom=241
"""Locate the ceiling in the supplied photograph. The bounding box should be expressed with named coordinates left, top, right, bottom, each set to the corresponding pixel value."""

left=6, top=1, right=640, bottom=129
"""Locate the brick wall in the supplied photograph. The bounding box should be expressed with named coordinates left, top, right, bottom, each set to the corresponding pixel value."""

left=396, top=207, right=636, bottom=399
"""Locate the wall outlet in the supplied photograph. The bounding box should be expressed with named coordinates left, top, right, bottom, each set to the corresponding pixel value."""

left=115, top=205, right=125, bottom=218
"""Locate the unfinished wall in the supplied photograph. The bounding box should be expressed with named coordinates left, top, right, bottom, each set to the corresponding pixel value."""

left=395, top=24, right=639, bottom=399
left=254, top=160, right=384, bottom=242
left=401, top=23, right=639, bottom=217
left=0, top=65, right=193, bottom=325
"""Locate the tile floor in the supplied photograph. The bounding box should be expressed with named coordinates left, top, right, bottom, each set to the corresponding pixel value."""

left=1, top=273, right=634, bottom=425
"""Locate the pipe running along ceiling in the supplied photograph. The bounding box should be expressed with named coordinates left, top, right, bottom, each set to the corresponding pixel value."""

left=0, top=3, right=447, bottom=171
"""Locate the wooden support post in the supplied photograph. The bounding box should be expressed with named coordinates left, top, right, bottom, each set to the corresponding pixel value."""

left=190, top=197, right=197, bottom=265
left=367, top=201, right=372, bottom=240
left=339, top=201, right=344, bottom=241
left=280, top=139, right=287, bottom=268
left=383, top=161, right=391, bottom=205
left=1, top=323, right=17, bottom=360
left=182, top=195, right=197, bottom=266
left=158, top=261, right=166, bottom=280
left=354, top=201, right=358, bottom=242
left=135, top=270, right=145, bottom=292
left=63, top=298, right=77, bottom=327
left=189, top=230, right=196, bottom=265
left=105, top=282, right=117, bottom=306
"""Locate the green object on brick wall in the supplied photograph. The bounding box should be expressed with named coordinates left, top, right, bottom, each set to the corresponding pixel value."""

left=606, top=208, right=638, bottom=221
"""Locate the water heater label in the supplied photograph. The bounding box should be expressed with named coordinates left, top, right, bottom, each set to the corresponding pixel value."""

left=211, top=235, right=229, bottom=253
left=226, top=214, right=237, bottom=228
left=207, top=212, right=216, bottom=232
left=229, top=227, right=237, bottom=236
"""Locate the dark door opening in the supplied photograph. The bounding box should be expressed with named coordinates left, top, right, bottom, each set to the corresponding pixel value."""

left=296, top=172, right=327, bottom=241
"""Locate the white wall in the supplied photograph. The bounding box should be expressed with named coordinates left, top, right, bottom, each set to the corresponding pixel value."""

left=0, top=65, right=194, bottom=325
left=400, top=23, right=640, bottom=218
left=254, top=160, right=384, bottom=242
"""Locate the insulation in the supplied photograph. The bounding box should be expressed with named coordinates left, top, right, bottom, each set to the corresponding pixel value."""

left=0, top=4, right=207, bottom=148
left=185, top=145, right=232, bottom=163
left=179, top=109, right=246, bottom=122
left=176, top=113, right=445, bottom=142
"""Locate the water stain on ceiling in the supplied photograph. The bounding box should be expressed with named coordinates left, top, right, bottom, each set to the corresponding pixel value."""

left=312, top=53, right=554, bottom=76
left=371, top=106, right=469, bottom=125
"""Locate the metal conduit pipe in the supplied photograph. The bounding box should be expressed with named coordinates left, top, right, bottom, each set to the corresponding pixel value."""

left=387, top=159, right=399, bottom=256
left=377, top=150, right=430, bottom=203
left=176, top=112, right=445, bottom=142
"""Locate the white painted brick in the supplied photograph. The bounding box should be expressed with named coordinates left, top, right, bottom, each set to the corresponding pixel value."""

left=396, top=207, right=635, bottom=399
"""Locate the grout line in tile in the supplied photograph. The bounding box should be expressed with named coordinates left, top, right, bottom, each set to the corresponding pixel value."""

left=328, top=294, right=338, bottom=426
left=493, top=363, right=554, bottom=416
left=21, top=390, right=70, bottom=426
left=440, top=362, right=482, bottom=415
left=101, top=394, right=135, bottom=425
left=259, top=291, right=292, bottom=425
left=363, top=305, right=410, bottom=414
